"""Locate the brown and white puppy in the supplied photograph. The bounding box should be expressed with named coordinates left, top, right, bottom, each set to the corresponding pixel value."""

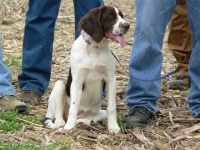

left=43, top=6, right=130, bottom=134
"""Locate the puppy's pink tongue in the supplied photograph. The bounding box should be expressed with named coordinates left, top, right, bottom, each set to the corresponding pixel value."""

left=116, top=35, right=126, bottom=47
left=105, top=32, right=126, bottom=47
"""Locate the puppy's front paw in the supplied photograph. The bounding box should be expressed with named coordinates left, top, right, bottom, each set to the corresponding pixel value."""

left=64, top=120, right=76, bottom=130
left=108, top=124, right=120, bottom=134
left=43, top=119, right=56, bottom=129
left=54, top=118, right=65, bottom=128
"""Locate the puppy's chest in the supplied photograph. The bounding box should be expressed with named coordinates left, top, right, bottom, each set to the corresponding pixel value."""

left=82, top=53, right=114, bottom=81
left=87, top=52, right=111, bottom=68
left=85, top=66, right=107, bottom=81
left=79, top=56, right=114, bottom=73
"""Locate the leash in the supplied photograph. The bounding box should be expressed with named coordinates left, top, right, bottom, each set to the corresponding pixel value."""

left=119, top=32, right=200, bottom=81
left=115, top=32, right=200, bottom=82
left=111, top=51, right=177, bottom=81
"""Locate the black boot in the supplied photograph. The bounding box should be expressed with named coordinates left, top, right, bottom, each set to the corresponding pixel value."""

left=168, top=75, right=190, bottom=90
left=123, top=106, right=154, bottom=128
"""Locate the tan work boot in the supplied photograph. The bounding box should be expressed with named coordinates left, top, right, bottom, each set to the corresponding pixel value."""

left=0, top=96, right=27, bottom=112
left=20, top=91, right=42, bottom=104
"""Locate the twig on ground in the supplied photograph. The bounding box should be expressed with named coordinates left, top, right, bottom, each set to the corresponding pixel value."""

left=155, top=140, right=171, bottom=150
left=16, top=117, right=43, bottom=127
left=77, top=135, right=98, bottom=142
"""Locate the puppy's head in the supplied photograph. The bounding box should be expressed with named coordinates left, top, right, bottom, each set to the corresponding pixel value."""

left=79, top=6, right=130, bottom=47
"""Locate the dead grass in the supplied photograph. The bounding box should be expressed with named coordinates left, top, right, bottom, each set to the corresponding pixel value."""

left=1, top=0, right=200, bottom=149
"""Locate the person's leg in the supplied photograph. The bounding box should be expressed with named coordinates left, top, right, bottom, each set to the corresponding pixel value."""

left=186, top=0, right=200, bottom=117
left=124, top=0, right=177, bottom=128
left=73, top=0, right=104, bottom=38
left=0, top=37, right=15, bottom=97
left=0, top=36, right=27, bottom=112
left=18, top=0, right=61, bottom=102
left=168, top=0, right=191, bottom=90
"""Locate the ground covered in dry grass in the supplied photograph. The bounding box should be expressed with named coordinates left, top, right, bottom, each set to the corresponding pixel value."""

left=1, top=0, right=200, bottom=149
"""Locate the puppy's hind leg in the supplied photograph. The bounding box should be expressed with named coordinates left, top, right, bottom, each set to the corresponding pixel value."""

left=43, top=80, right=67, bottom=129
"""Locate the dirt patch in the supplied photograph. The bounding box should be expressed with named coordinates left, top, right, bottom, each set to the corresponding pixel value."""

left=1, top=0, right=200, bottom=149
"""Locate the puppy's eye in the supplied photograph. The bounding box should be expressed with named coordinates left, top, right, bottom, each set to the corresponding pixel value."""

left=109, top=15, right=115, bottom=19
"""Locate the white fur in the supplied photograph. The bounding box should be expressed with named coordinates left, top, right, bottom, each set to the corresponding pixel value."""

left=112, top=7, right=129, bottom=34
left=43, top=6, right=129, bottom=134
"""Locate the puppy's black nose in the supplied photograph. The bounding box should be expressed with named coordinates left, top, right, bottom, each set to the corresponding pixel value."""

left=122, top=22, right=130, bottom=31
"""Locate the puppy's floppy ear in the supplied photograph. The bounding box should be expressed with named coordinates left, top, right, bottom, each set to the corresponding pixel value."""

left=79, top=7, right=104, bottom=43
